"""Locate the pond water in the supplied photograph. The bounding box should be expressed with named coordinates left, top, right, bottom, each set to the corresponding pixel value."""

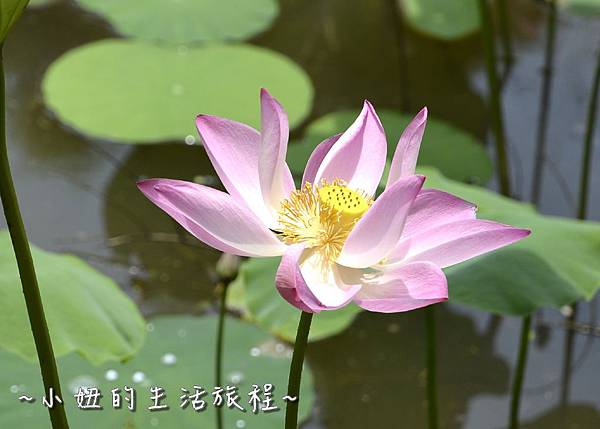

left=2, top=0, right=600, bottom=428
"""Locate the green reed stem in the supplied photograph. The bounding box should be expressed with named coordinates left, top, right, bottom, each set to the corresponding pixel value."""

left=0, top=53, right=69, bottom=429
left=388, top=0, right=411, bottom=113
left=577, top=45, right=600, bottom=220
left=509, top=315, right=531, bottom=429
left=477, top=0, right=512, bottom=196
left=425, top=306, right=439, bottom=429
left=285, top=311, right=313, bottom=429
left=215, top=282, right=229, bottom=429
left=496, top=0, right=514, bottom=80
left=560, top=304, right=578, bottom=409
left=560, top=43, right=600, bottom=413
left=531, top=0, right=558, bottom=205
left=477, top=3, right=533, bottom=427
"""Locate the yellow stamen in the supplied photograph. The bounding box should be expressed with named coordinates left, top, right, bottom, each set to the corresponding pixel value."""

left=277, top=180, right=372, bottom=265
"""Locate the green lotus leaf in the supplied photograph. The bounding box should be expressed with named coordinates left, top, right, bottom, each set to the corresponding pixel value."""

left=0, top=315, right=314, bottom=428
left=398, top=0, right=480, bottom=40
left=0, top=230, right=146, bottom=364
left=76, top=0, right=279, bottom=44
left=43, top=40, right=313, bottom=144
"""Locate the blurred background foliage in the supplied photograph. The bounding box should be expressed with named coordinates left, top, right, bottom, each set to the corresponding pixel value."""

left=1, top=0, right=600, bottom=427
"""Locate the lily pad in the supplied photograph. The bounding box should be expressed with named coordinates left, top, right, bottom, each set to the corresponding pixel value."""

left=75, top=0, right=279, bottom=44
left=0, top=315, right=314, bottom=429
left=228, top=257, right=361, bottom=343
left=43, top=40, right=313, bottom=144
left=0, top=230, right=146, bottom=364
left=421, top=167, right=600, bottom=314
left=398, top=0, right=480, bottom=40
left=287, top=109, right=492, bottom=184
left=0, top=0, right=28, bottom=42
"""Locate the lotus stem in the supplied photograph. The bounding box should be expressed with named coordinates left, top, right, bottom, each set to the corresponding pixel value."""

left=0, top=54, right=69, bottom=429
left=531, top=0, right=558, bottom=205
left=477, top=0, right=512, bottom=197
left=477, top=3, right=533, bottom=427
left=285, top=311, right=313, bottom=429
left=425, top=306, right=439, bottom=429
left=577, top=44, right=600, bottom=220
left=561, top=43, right=600, bottom=414
left=560, top=304, right=578, bottom=412
left=496, top=0, right=514, bottom=81
left=509, top=315, right=531, bottom=429
left=388, top=0, right=411, bottom=113
left=215, top=282, right=229, bottom=429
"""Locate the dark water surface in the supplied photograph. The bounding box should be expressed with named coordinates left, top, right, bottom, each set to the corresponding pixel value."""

left=2, top=0, right=600, bottom=428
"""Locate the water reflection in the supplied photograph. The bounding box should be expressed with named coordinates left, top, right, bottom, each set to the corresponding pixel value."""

left=307, top=306, right=509, bottom=428
left=0, top=0, right=599, bottom=427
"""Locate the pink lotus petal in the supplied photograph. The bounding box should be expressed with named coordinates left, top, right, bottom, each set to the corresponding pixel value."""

left=137, top=179, right=286, bottom=257
left=195, top=114, right=272, bottom=224
left=276, top=245, right=329, bottom=313
left=402, top=219, right=531, bottom=268
left=402, top=189, right=477, bottom=239
left=354, top=261, right=448, bottom=313
left=258, top=89, right=295, bottom=216
left=276, top=246, right=362, bottom=311
left=386, top=107, right=428, bottom=188
left=302, top=133, right=341, bottom=185
left=338, top=175, right=425, bottom=268
left=315, top=101, right=387, bottom=196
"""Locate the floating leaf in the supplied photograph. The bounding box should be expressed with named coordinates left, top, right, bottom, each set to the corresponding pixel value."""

left=0, top=0, right=28, bottom=42
left=398, top=0, right=480, bottom=40
left=0, top=230, right=146, bottom=364
left=421, top=167, right=599, bottom=314
left=287, top=109, right=492, bottom=184
left=0, top=316, right=314, bottom=429
left=76, top=0, right=279, bottom=44
left=43, top=40, right=313, bottom=143
left=228, top=257, right=361, bottom=342
left=564, top=0, right=600, bottom=16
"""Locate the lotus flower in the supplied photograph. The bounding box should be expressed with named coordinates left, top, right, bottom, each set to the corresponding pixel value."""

left=138, top=90, right=530, bottom=313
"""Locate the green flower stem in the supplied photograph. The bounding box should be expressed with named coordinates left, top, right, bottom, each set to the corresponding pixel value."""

left=215, top=282, right=229, bottom=429
left=561, top=43, right=600, bottom=412
left=425, top=306, right=439, bottom=429
left=388, top=0, right=411, bottom=113
left=477, top=0, right=512, bottom=197
left=477, top=3, right=532, bottom=428
left=531, top=0, right=558, bottom=205
left=509, top=315, right=532, bottom=429
left=0, top=54, right=69, bottom=429
left=577, top=44, right=600, bottom=220
left=285, top=311, right=313, bottom=429
left=560, top=303, right=578, bottom=410
left=496, top=0, right=514, bottom=80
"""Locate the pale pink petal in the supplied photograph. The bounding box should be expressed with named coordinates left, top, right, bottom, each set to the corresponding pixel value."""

left=258, top=89, right=295, bottom=217
left=403, top=189, right=477, bottom=238
left=386, top=107, right=428, bottom=188
left=354, top=261, right=448, bottom=313
left=301, top=134, right=341, bottom=185
left=402, top=219, right=531, bottom=268
left=138, top=179, right=286, bottom=257
left=195, top=114, right=272, bottom=224
left=275, top=245, right=329, bottom=313
left=314, top=101, right=387, bottom=196
left=276, top=246, right=362, bottom=311
left=337, top=175, right=425, bottom=268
